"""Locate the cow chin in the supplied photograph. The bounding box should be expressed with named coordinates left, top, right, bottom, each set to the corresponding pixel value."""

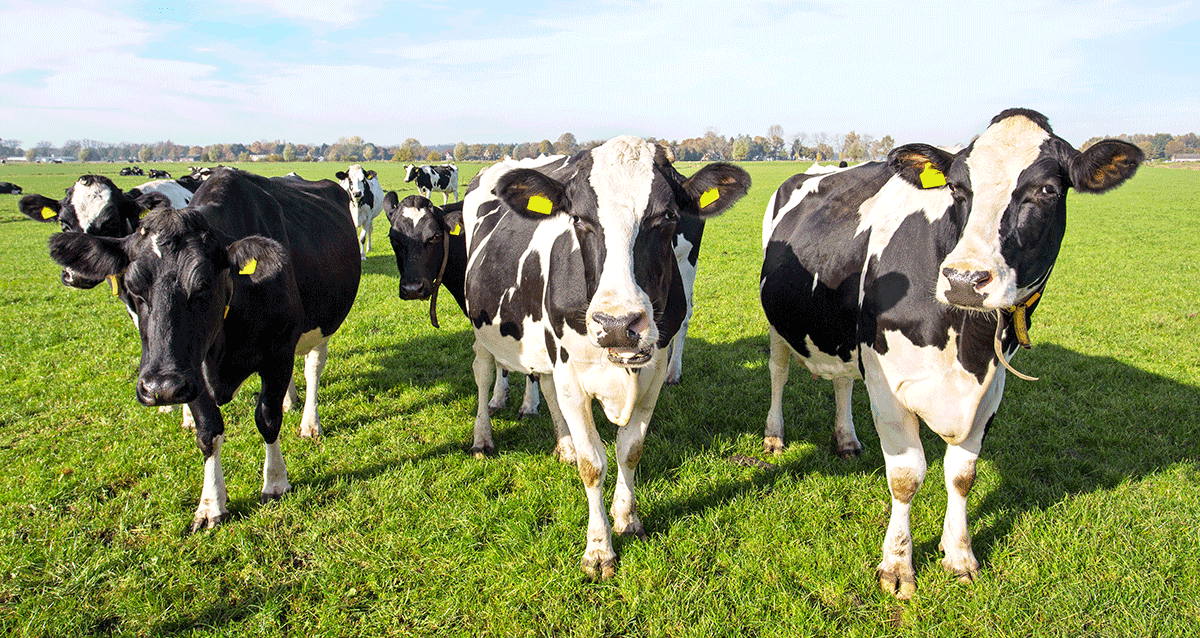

left=605, top=346, right=655, bottom=367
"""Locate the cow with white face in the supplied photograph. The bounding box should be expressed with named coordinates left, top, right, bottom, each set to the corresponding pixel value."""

left=464, top=136, right=750, bottom=579
left=43, top=168, right=361, bottom=533
left=383, top=192, right=544, bottom=431
left=404, top=163, right=459, bottom=204
left=760, top=109, right=1142, bottom=598
left=336, top=164, right=385, bottom=259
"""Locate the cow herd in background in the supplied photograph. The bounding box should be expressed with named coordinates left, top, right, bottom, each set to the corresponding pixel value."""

left=7, top=109, right=1144, bottom=599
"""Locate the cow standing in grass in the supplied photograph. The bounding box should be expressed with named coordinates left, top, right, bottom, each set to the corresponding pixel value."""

left=463, top=137, right=750, bottom=578
left=404, top=163, right=459, bottom=204
left=42, top=168, right=361, bottom=531
left=336, top=164, right=385, bottom=259
left=759, top=109, right=1142, bottom=598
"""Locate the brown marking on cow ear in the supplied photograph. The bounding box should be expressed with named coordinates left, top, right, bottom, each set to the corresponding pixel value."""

left=577, top=458, right=603, bottom=488
left=889, top=468, right=921, bottom=504
left=1070, top=139, right=1143, bottom=194
left=888, top=143, right=955, bottom=189
left=953, top=459, right=977, bottom=498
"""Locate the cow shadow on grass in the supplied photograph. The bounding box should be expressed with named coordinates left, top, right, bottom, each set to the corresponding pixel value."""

left=637, top=336, right=1200, bottom=570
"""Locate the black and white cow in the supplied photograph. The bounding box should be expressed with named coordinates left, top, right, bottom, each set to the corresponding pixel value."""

left=404, top=163, right=459, bottom=204
left=464, top=137, right=750, bottom=579
left=20, top=176, right=149, bottom=267
left=147, top=169, right=171, bottom=179
left=383, top=192, right=543, bottom=438
left=133, top=177, right=203, bottom=209
left=119, top=166, right=145, bottom=176
left=336, top=164, right=386, bottom=259
left=43, top=167, right=361, bottom=532
left=760, top=109, right=1142, bottom=598
left=0, top=181, right=22, bottom=194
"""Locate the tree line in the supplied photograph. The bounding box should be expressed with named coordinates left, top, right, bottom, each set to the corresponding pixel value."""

left=5, top=129, right=1196, bottom=165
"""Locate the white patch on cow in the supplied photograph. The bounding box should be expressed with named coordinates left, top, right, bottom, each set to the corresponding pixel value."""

left=295, top=327, right=327, bottom=356
left=136, top=180, right=192, bottom=208
left=194, top=434, right=229, bottom=527
left=150, top=233, right=163, bottom=259
left=261, top=440, right=291, bottom=499
left=940, top=115, right=1050, bottom=309
left=400, top=205, right=428, bottom=227
left=70, top=178, right=113, bottom=233
left=858, top=176, right=955, bottom=265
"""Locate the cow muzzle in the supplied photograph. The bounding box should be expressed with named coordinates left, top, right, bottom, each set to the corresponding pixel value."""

left=399, top=280, right=432, bottom=300
left=591, top=311, right=654, bottom=366
left=137, top=373, right=199, bottom=406
left=940, top=267, right=993, bottom=307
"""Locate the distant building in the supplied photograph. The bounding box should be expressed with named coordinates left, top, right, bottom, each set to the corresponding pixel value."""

left=1170, top=153, right=1200, bottom=162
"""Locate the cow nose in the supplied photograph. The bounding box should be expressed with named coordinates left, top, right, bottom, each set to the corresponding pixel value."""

left=592, top=311, right=646, bottom=348
left=399, top=280, right=430, bottom=300
left=941, top=267, right=992, bottom=306
left=137, top=374, right=197, bottom=406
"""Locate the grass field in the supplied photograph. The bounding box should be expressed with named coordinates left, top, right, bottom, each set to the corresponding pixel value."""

left=1, top=159, right=1197, bottom=637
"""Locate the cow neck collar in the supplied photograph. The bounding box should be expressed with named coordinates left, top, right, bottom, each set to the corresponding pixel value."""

left=428, top=229, right=450, bottom=329
left=992, top=289, right=1044, bottom=382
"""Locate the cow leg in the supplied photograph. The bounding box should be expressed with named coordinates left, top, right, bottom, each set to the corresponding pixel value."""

left=362, top=216, right=373, bottom=257
left=188, top=392, right=229, bottom=533
left=519, top=374, right=541, bottom=417
left=831, top=377, right=862, bottom=458
left=764, top=327, right=791, bottom=454
left=283, top=378, right=299, bottom=413
left=610, top=408, right=651, bottom=540
left=487, top=367, right=510, bottom=414
left=665, top=243, right=697, bottom=386
left=297, top=339, right=328, bottom=439
left=537, top=373, right=575, bottom=464
left=940, top=440, right=982, bottom=583
left=471, top=344, right=497, bottom=457
left=554, top=378, right=614, bottom=580
left=871, top=396, right=925, bottom=600
left=256, top=357, right=293, bottom=502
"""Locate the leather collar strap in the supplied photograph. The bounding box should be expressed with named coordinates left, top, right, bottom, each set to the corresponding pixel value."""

left=992, top=290, right=1043, bottom=382
left=428, top=229, right=450, bottom=329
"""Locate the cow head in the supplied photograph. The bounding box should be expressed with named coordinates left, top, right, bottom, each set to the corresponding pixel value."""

left=335, top=164, right=377, bottom=213
left=495, top=137, right=750, bottom=367
left=384, top=192, right=463, bottom=300
left=45, top=209, right=285, bottom=407
left=890, top=108, right=1142, bottom=312
left=20, top=175, right=152, bottom=288
left=403, top=164, right=419, bottom=183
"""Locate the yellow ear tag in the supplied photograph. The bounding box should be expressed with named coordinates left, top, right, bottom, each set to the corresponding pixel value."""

left=920, top=162, right=947, bottom=189
left=224, top=305, right=230, bottom=319
left=527, top=194, right=553, bottom=215
left=238, top=258, right=257, bottom=275
left=41, top=207, right=56, bottom=220
left=449, top=222, right=462, bottom=236
left=107, top=275, right=119, bottom=296
left=699, top=187, right=720, bottom=208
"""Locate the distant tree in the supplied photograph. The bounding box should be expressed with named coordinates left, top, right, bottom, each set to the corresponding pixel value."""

left=767, top=124, right=785, bottom=159
left=25, top=148, right=37, bottom=161
left=876, top=135, right=895, bottom=159
left=282, top=143, right=296, bottom=161
left=840, top=131, right=863, bottom=161
left=732, top=136, right=751, bottom=161
left=454, top=142, right=468, bottom=161
left=537, top=140, right=553, bottom=156
left=363, top=143, right=378, bottom=161
left=554, top=132, right=578, bottom=155
left=79, top=147, right=94, bottom=162
left=427, top=151, right=443, bottom=161
left=393, top=147, right=415, bottom=162
left=139, top=146, right=152, bottom=162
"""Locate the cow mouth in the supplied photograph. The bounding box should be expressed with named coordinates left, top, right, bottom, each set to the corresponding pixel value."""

left=606, top=346, right=653, bottom=366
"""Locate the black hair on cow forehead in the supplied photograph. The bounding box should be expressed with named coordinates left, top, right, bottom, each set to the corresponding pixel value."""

left=990, top=108, right=1053, bottom=134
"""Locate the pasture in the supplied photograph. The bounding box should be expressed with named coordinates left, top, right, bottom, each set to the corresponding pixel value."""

left=0, top=159, right=1197, bottom=636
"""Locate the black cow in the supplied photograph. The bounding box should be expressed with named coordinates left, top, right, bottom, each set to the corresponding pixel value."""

left=0, top=181, right=22, bottom=194
left=404, top=163, right=459, bottom=204
left=760, top=108, right=1142, bottom=598
left=383, top=193, right=544, bottom=436
left=44, top=168, right=361, bottom=531
left=147, top=169, right=171, bottom=179
left=463, top=137, right=750, bottom=579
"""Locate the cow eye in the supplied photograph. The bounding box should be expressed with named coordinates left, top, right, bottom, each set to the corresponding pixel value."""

left=1040, top=184, right=1061, bottom=197
left=425, top=234, right=442, bottom=245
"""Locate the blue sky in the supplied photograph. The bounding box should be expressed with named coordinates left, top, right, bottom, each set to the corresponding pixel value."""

left=2, top=0, right=1197, bottom=149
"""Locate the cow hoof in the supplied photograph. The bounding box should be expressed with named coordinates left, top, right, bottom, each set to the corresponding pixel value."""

left=260, top=488, right=292, bottom=504
left=877, top=567, right=917, bottom=600
left=298, top=423, right=321, bottom=439
left=518, top=406, right=539, bottom=418
left=834, top=444, right=862, bottom=459
left=940, top=554, right=979, bottom=584
left=616, top=523, right=648, bottom=540
left=487, top=400, right=506, bottom=416
left=553, top=442, right=577, bottom=465
left=188, top=511, right=230, bottom=534
left=763, top=436, right=784, bottom=455
left=664, top=375, right=682, bottom=386
left=470, top=444, right=495, bottom=459
left=581, top=553, right=617, bottom=581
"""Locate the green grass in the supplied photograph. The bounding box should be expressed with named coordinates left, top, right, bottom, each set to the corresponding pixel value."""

left=1, top=160, right=1198, bottom=637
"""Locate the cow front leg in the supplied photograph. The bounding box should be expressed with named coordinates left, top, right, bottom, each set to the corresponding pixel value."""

left=555, top=380, right=614, bottom=580
left=188, top=393, right=229, bottom=533
left=940, top=442, right=981, bottom=583
left=538, top=373, right=575, bottom=464
left=610, top=413, right=651, bottom=539
left=873, top=406, right=925, bottom=600
left=362, top=217, right=373, bottom=257
left=471, top=344, right=497, bottom=457
left=763, top=327, right=791, bottom=454
left=487, top=366, right=510, bottom=414
left=283, top=378, right=299, bottom=413
left=518, top=374, right=541, bottom=417
left=298, top=339, right=328, bottom=439
left=831, top=377, right=862, bottom=458
left=257, top=358, right=293, bottom=502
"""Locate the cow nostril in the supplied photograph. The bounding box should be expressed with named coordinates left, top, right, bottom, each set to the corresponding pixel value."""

left=942, top=267, right=993, bottom=306
left=593, top=311, right=646, bottom=348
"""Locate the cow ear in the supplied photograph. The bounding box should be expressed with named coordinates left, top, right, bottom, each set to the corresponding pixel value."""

left=889, top=143, right=955, bottom=189
left=227, top=236, right=287, bottom=283
left=439, top=201, right=465, bottom=237
left=366, top=170, right=377, bottom=180
left=382, top=191, right=401, bottom=223
left=19, top=194, right=61, bottom=223
left=1069, top=140, right=1143, bottom=194
left=495, top=168, right=567, bottom=219
left=680, top=163, right=751, bottom=217
left=335, top=171, right=349, bottom=181
left=48, top=233, right=129, bottom=281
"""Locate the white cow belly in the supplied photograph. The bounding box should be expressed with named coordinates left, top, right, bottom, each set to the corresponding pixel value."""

left=295, top=328, right=327, bottom=356
left=794, top=335, right=860, bottom=379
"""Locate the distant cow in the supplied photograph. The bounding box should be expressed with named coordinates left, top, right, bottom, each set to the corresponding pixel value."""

left=404, top=163, right=459, bottom=204
left=383, top=192, right=543, bottom=429
left=119, top=166, right=145, bottom=176
left=760, top=108, right=1141, bottom=598
left=132, top=177, right=202, bottom=209
left=147, top=169, right=171, bottom=179
left=335, top=164, right=385, bottom=259
left=0, top=181, right=22, bottom=194
left=463, top=137, right=749, bottom=579
left=44, top=168, right=361, bottom=531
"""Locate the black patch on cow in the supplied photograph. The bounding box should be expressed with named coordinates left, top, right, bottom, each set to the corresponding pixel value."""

left=559, top=347, right=569, bottom=364
left=546, top=329, right=557, bottom=366
left=543, top=231, right=588, bottom=338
